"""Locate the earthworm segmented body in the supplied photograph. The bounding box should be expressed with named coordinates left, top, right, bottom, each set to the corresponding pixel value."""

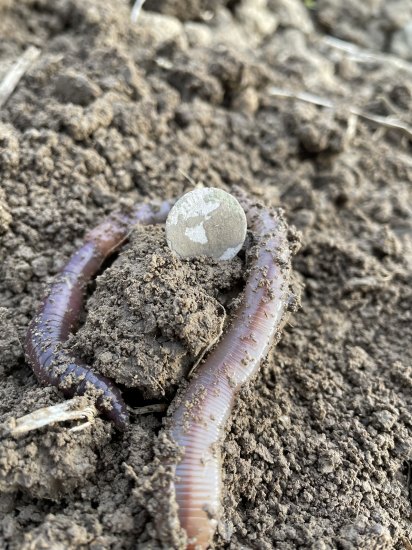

left=25, top=189, right=292, bottom=547
left=169, top=194, right=292, bottom=549
left=25, top=201, right=172, bottom=430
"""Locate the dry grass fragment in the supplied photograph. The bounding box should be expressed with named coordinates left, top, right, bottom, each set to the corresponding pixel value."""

left=322, top=35, right=412, bottom=76
left=268, top=86, right=412, bottom=141
left=1, top=398, right=97, bottom=437
left=0, top=46, right=41, bottom=108
left=131, top=0, right=147, bottom=23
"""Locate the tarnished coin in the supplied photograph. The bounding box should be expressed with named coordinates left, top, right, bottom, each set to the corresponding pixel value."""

left=166, top=188, right=247, bottom=260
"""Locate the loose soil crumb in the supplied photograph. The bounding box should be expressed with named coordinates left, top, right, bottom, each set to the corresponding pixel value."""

left=0, top=0, right=411, bottom=549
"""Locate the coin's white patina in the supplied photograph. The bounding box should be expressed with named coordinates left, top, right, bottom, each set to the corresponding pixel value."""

left=166, top=188, right=247, bottom=260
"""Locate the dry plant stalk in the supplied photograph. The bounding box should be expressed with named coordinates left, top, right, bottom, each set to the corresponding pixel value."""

left=131, top=0, right=147, bottom=22
left=322, top=35, right=412, bottom=76
left=0, top=46, right=41, bottom=108
left=268, top=86, right=412, bottom=140
left=1, top=401, right=168, bottom=438
left=1, top=398, right=97, bottom=437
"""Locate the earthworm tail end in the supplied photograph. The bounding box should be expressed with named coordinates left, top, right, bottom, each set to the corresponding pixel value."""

left=25, top=201, right=172, bottom=430
left=169, top=194, right=292, bottom=548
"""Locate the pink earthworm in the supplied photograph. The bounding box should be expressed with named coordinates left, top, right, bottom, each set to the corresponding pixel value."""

left=25, top=201, right=172, bottom=430
left=169, top=193, right=292, bottom=549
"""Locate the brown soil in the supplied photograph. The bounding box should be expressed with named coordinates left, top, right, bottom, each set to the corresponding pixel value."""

left=72, top=226, right=243, bottom=397
left=1, top=0, right=412, bottom=548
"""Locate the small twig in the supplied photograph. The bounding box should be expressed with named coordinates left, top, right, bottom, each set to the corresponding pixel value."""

left=322, top=35, right=412, bottom=76
left=268, top=86, right=412, bottom=141
left=128, top=403, right=167, bottom=415
left=0, top=46, right=41, bottom=108
left=131, top=0, right=147, bottom=23
left=1, top=399, right=97, bottom=437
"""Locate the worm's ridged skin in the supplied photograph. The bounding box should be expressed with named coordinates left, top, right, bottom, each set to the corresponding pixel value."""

left=169, top=198, right=291, bottom=549
left=25, top=202, right=171, bottom=430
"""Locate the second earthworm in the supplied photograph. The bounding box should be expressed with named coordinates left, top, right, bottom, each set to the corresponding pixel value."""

left=168, top=192, right=292, bottom=549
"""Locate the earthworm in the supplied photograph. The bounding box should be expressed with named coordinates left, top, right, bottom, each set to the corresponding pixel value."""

left=25, top=201, right=172, bottom=430
left=169, top=193, right=292, bottom=549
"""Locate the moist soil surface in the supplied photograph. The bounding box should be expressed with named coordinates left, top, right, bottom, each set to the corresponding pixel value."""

left=1, top=1, right=412, bottom=548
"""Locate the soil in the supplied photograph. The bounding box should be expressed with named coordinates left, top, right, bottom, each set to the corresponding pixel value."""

left=72, top=226, right=243, bottom=398
left=0, top=0, right=411, bottom=549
